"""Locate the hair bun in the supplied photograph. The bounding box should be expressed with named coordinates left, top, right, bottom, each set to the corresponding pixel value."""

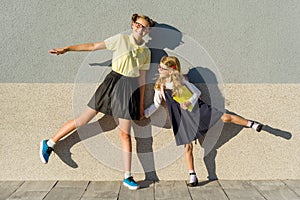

left=131, top=13, right=155, bottom=27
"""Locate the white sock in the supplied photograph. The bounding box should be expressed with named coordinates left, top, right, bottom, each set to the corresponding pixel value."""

left=124, top=172, right=132, bottom=179
left=189, top=170, right=197, bottom=183
left=47, top=139, right=56, bottom=148
left=252, top=123, right=260, bottom=130
left=247, top=121, right=259, bottom=130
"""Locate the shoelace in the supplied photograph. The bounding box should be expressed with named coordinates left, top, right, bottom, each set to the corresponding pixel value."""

left=127, top=176, right=136, bottom=183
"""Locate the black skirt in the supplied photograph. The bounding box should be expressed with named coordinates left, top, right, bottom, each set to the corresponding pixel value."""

left=88, top=71, right=140, bottom=120
left=164, top=89, right=223, bottom=146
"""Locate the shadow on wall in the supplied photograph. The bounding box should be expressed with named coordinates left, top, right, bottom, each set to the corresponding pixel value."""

left=54, top=115, right=117, bottom=169
left=188, top=67, right=292, bottom=182
left=53, top=23, right=292, bottom=184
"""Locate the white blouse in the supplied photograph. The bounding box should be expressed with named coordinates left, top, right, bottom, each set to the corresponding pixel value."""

left=144, top=79, right=201, bottom=118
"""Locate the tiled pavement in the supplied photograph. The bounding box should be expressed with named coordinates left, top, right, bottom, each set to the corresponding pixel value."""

left=1, top=180, right=300, bottom=200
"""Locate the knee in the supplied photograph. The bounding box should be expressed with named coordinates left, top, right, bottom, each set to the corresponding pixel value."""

left=184, top=143, right=193, bottom=153
left=221, top=114, right=232, bottom=123
left=74, top=118, right=88, bottom=127
left=119, top=130, right=131, bottom=141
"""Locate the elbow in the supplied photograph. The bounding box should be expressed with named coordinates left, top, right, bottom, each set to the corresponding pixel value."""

left=92, top=42, right=106, bottom=51
left=91, top=43, right=97, bottom=51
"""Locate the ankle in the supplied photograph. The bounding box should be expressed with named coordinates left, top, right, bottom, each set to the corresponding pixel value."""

left=124, top=172, right=132, bottom=179
left=189, top=172, right=197, bottom=183
left=247, top=121, right=263, bottom=132
left=47, top=139, right=56, bottom=148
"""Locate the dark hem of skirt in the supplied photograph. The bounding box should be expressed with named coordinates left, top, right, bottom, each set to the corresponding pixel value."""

left=87, top=70, right=140, bottom=120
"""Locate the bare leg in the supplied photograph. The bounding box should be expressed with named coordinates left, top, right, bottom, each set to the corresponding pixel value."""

left=221, top=113, right=248, bottom=126
left=119, top=118, right=132, bottom=174
left=184, top=143, right=195, bottom=171
left=185, top=143, right=198, bottom=186
left=52, top=107, right=98, bottom=143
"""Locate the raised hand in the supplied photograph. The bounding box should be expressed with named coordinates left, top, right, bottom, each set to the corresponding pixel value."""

left=48, top=47, right=68, bottom=55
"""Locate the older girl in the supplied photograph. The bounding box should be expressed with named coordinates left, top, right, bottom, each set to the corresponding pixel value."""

left=40, top=14, right=155, bottom=190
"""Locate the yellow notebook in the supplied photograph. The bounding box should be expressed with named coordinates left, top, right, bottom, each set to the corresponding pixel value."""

left=173, top=85, right=194, bottom=112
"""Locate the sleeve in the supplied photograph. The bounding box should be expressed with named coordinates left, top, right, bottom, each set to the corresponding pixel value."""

left=183, top=79, right=201, bottom=107
left=144, top=89, right=163, bottom=118
left=139, top=48, right=151, bottom=71
left=104, top=34, right=122, bottom=51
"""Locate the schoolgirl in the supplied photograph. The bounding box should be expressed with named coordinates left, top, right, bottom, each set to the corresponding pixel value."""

left=144, top=56, right=262, bottom=186
left=40, top=14, right=155, bottom=190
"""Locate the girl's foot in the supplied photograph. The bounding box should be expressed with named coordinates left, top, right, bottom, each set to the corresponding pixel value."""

left=123, top=176, right=140, bottom=190
left=39, top=140, right=53, bottom=164
left=256, top=123, right=263, bottom=132
left=187, top=172, right=198, bottom=187
left=248, top=121, right=263, bottom=132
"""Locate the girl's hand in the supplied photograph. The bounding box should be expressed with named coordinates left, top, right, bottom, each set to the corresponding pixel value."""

left=48, top=47, right=68, bottom=55
left=180, top=101, right=191, bottom=110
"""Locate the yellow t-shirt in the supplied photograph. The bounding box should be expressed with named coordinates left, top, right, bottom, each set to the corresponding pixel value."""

left=104, top=34, right=151, bottom=77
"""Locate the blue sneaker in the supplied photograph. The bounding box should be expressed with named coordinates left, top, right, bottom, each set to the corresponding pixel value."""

left=39, top=140, right=53, bottom=164
left=123, top=176, right=140, bottom=190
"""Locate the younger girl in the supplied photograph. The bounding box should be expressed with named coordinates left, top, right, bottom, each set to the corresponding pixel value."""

left=40, top=14, right=155, bottom=190
left=144, top=56, right=262, bottom=186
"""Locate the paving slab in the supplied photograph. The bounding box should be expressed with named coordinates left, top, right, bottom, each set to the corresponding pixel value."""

left=4, top=181, right=57, bottom=200
left=43, top=181, right=89, bottom=200
left=219, top=180, right=265, bottom=200
left=0, top=181, right=24, bottom=200
left=283, top=180, right=300, bottom=197
left=155, top=181, right=191, bottom=200
left=44, top=187, right=86, bottom=200
left=16, top=181, right=56, bottom=191
left=55, top=181, right=89, bottom=188
left=81, top=181, right=120, bottom=200
left=6, top=191, right=48, bottom=200
left=251, top=180, right=300, bottom=200
left=118, top=180, right=154, bottom=200
left=188, top=180, right=228, bottom=200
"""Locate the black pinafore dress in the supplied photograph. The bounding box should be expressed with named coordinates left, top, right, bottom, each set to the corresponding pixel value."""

left=164, top=89, right=223, bottom=146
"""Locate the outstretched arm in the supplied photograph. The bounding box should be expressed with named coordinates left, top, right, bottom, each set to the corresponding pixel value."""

left=144, top=89, right=163, bottom=118
left=48, top=41, right=106, bottom=55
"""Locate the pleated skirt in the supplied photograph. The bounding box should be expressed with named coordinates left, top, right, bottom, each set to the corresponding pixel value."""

left=88, top=70, right=140, bottom=120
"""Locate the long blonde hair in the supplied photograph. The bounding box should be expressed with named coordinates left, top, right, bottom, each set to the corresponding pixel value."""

left=155, top=56, right=184, bottom=97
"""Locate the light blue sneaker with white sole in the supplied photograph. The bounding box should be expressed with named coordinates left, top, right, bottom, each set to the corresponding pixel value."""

left=123, top=176, right=140, bottom=190
left=39, top=140, right=53, bottom=164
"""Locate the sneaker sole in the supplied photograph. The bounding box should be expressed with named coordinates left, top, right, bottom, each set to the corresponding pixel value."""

left=187, top=181, right=198, bottom=187
left=123, top=182, right=140, bottom=190
left=256, top=124, right=263, bottom=132
left=39, top=141, right=47, bottom=164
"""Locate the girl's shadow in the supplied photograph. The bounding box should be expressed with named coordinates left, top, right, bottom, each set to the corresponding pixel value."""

left=187, top=67, right=292, bottom=182
left=54, top=115, right=117, bottom=168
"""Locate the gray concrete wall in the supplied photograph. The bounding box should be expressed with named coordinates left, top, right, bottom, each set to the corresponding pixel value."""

left=1, top=0, right=299, bottom=180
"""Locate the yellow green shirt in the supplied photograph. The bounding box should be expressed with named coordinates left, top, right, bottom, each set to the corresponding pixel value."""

left=104, top=34, right=151, bottom=77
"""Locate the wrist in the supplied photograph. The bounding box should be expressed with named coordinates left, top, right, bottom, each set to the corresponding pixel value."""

left=64, top=46, right=70, bottom=52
